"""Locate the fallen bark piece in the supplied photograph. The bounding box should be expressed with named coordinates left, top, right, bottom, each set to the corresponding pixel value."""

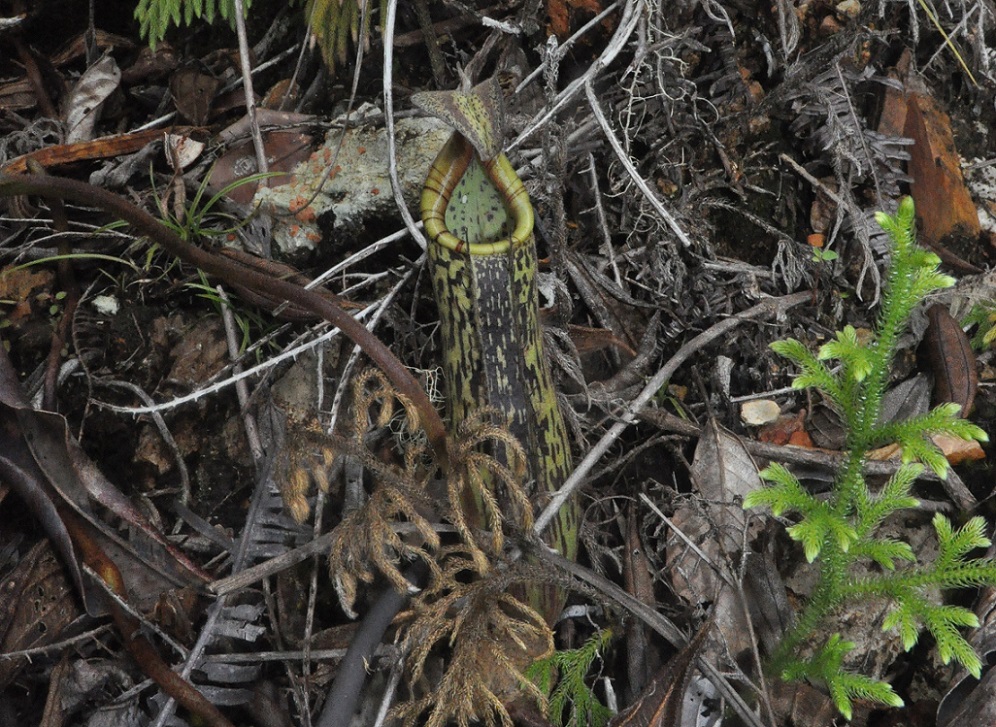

left=904, top=94, right=981, bottom=247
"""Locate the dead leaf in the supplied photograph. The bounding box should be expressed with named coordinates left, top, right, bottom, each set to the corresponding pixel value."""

left=623, top=505, right=661, bottom=702
left=120, top=43, right=179, bottom=84
left=548, top=0, right=612, bottom=38
left=50, top=30, right=136, bottom=68
left=876, top=48, right=913, bottom=137
left=209, top=115, right=316, bottom=205
left=924, top=304, right=978, bottom=415
left=668, top=421, right=762, bottom=663
left=170, top=63, right=221, bottom=125
left=879, top=374, right=931, bottom=425
left=768, top=679, right=839, bottom=727
left=608, top=620, right=711, bottom=727
left=0, top=540, right=79, bottom=689
left=567, top=324, right=638, bottom=358
left=931, top=433, right=985, bottom=465
left=0, top=347, right=208, bottom=616
left=64, top=54, right=121, bottom=144
left=164, top=133, right=205, bottom=171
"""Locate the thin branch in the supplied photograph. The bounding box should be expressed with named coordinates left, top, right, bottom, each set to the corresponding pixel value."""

left=584, top=77, right=693, bottom=248
left=231, top=0, right=268, bottom=177
left=534, top=291, right=811, bottom=537
left=383, top=0, right=428, bottom=251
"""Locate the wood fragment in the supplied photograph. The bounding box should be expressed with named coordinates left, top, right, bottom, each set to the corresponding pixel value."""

left=904, top=95, right=981, bottom=247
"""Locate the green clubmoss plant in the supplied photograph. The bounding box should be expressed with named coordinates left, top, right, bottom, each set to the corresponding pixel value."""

left=963, top=302, right=996, bottom=351
left=526, top=628, right=614, bottom=727
left=744, top=197, right=993, bottom=719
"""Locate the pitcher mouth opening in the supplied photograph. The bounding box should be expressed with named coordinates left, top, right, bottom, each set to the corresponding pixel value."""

left=421, top=134, right=534, bottom=256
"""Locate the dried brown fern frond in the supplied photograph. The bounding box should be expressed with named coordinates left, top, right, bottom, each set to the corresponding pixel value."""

left=275, top=412, right=338, bottom=524
left=395, top=557, right=553, bottom=727
left=322, top=368, right=442, bottom=617
left=327, top=478, right=441, bottom=618
left=444, top=410, right=533, bottom=575
left=275, top=366, right=426, bottom=524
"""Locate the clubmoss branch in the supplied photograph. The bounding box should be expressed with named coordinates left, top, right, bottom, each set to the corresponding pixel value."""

left=745, top=197, right=992, bottom=719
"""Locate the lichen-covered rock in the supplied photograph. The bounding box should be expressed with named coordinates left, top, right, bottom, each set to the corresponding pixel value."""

left=255, top=104, right=450, bottom=257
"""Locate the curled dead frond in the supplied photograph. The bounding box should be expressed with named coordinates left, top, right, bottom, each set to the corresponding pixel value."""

left=395, top=560, right=553, bottom=727
left=352, top=366, right=424, bottom=451
left=444, top=410, right=533, bottom=575
left=325, top=368, right=441, bottom=617
left=327, top=478, right=440, bottom=618
left=275, top=413, right=338, bottom=524
left=276, top=367, right=426, bottom=524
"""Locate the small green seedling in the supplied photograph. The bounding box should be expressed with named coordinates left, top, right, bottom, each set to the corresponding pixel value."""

left=745, top=197, right=993, bottom=718
left=811, top=247, right=838, bottom=263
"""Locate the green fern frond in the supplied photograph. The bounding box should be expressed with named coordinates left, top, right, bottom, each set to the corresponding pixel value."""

left=134, top=0, right=251, bottom=48
left=847, top=537, right=915, bottom=570
left=881, top=595, right=922, bottom=651
left=746, top=463, right=821, bottom=516
left=963, top=303, right=996, bottom=350
left=911, top=601, right=982, bottom=674
left=830, top=671, right=905, bottom=718
left=897, top=435, right=950, bottom=477
left=857, top=463, right=921, bottom=528
left=770, top=339, right=845, bottom=403
left=871, top=404, right=988, bottom=450
left=786, top=508, right=858, bottom=562
left=783, top=634, right=903, bottom=719
left=526, top=629, right=614, bottom=727
left=936, top=515, right=992, bottom=560
left=874, top=197, right=916, bottom=251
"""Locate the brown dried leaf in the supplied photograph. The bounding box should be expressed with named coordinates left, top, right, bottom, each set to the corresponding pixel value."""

left=64, top=54, right=121, bottom=144
left=623, top=505, right=660, bottom=701
left=608, top=621, right=711, bottom=727
left=170, top=64, right=221, bottom=125
left=924, top=304, right=978, bottom=415
left=0, top=348, right=208, bottom=616
left=0, top=540, right=78, bottom=689
left=668, top=422, right=761, bottom=662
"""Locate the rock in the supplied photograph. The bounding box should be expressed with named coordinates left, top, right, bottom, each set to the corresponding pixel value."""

left=254, top=104, right=452, bottom=257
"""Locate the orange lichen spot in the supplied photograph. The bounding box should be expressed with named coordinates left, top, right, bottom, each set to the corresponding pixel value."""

left=295, top=206, right=316, bottom=223
left=323, top=148, right=332, bottom=163
left=288, top=195, right=310, bottom=214
left=370, top=187, right=380, bottom=195
left=357, top=146, right=366, bottom=154
left=290, top=224, right=301, bottom=236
